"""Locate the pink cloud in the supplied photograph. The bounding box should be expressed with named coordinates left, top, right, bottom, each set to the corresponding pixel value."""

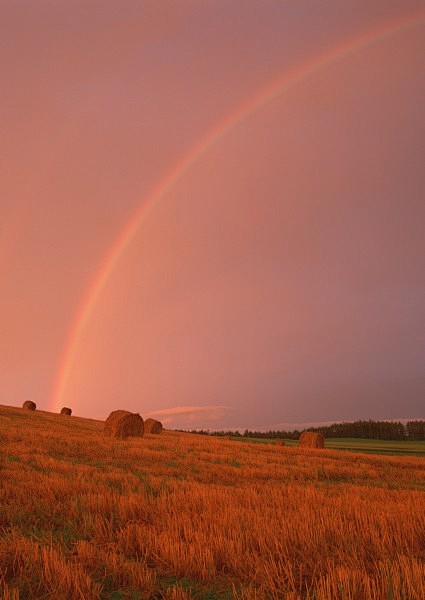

left=146, top=405, right=231, bottom=427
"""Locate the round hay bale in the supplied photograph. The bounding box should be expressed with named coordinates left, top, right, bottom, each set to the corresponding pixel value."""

left=275, top=439, right=285, bottom=446
left=144, top=418, right=163, bottom=434
left=60, top=407, right=72, bottom=416
left=299, top=431, right=324, bottom=449
left=104, top=410, right=144, bottom=439
left=22, top=400, right=36, bottom=411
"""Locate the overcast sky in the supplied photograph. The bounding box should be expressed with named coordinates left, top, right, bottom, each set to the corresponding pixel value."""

left=1, top=0, right=424, bottom=429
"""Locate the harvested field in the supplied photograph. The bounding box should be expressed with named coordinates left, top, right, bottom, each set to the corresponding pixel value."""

left=0, top=403, right=424, bottom=599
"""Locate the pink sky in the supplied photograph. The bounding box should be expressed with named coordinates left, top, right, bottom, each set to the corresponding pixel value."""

left=1, top=1, right=424, bottom=429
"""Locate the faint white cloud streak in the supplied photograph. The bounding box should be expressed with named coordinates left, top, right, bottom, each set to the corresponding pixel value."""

left=147, top=405, right=231, bottom=426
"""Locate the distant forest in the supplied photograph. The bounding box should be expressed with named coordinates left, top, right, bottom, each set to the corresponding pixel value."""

left=183, top=420, right=425, bottom=441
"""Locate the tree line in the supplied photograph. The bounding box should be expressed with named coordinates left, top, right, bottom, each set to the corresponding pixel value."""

left=182, top=420, right=425, bottom=441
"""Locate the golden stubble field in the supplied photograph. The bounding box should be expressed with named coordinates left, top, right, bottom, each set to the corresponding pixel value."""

left=0, top=404, right=424, bottom=599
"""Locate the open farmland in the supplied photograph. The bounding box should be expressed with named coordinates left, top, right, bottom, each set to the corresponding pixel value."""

left=1, top=404, right=424, bottom=599
left=229, top=436, right=425, bottom=456
left=323, top=438, right=425, bottom=456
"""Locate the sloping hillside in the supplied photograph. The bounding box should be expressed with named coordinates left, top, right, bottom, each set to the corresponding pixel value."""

left=1, top=404, right=424, bottom=599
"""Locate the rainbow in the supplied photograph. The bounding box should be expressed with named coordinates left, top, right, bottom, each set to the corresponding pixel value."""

left=50, top=9, right=425, bottom=412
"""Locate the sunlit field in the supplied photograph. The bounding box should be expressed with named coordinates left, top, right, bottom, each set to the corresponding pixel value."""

left=1, top=404, right=424, bottom=599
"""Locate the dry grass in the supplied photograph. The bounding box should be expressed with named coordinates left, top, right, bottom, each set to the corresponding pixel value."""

left=0, top=403, right=424, bottom=599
